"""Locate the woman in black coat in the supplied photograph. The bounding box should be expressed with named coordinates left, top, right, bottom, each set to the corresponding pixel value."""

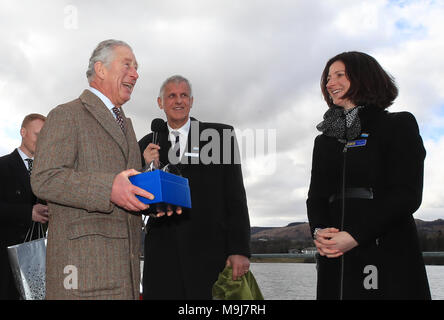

left=307, top=51, right=431, bottom=300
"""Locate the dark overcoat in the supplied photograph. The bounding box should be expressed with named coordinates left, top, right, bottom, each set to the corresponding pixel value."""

left=0, top=149, right=36, bottom=299
left=307, top=106, right=431, bottom=300
left=139, top=118, right=251, bottom=299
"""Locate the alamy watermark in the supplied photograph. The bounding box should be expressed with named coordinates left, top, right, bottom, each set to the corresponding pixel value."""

left=64, top=5, right=78, bottom=30
left=363, top=265, right=378, bottom=290
left=166, top=122, right=277, bottom=175
left=63, top=265, right=78, bottom=290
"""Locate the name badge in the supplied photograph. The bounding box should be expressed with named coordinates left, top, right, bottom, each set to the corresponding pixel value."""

left=346, top=139, right=367, bottom=148
left=185, top=152, right=199, bottom=158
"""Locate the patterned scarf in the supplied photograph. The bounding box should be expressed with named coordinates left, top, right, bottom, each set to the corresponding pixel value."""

left=316, top=106, right=364, bottom=141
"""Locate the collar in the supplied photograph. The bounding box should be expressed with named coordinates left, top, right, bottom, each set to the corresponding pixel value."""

left=167, top=118, right=191, bottom=138
left=87, top=86, right=117, bottom=117
left=17, top=147, right=32, bottom=170
left=17, top=147, right=32, bottom=161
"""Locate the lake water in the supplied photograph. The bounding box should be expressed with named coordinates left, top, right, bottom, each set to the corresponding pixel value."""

left=250, top=263, right=444, bottom=300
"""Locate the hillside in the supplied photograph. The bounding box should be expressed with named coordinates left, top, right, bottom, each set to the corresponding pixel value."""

left=416, top=219, right=444, bottom=235
left=251, top=222, right=311, bottom=241
left=251, top=219, right=444, bottom=242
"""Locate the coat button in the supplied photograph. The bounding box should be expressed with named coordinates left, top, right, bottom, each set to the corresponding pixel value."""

left=16, top=190, right=21, bottom=195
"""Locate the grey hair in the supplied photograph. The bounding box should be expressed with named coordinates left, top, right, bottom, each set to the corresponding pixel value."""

left=159, top=75, right=193, bottom=99
left=86, top=39, right=132, bottom=82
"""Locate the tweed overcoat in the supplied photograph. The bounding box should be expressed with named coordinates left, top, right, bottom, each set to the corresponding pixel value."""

left=307, top=106, right=430, bottom=300
left=31, top=90, right=142, bottom=300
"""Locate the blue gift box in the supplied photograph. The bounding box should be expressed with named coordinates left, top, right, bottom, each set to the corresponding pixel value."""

left=129, top=169, right=192, bottom=208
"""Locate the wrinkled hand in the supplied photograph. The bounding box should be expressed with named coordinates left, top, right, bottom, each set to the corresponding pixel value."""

left=143, top=143, right=160, bottom=169
left=32, top=203, right=49, bottom=223
left=111, top=169, right=153, bottom=212
left=226, top=255, right=250, bottom=281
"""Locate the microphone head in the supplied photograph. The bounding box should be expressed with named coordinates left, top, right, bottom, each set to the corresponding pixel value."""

left=151, top=118, right=165, bottom=132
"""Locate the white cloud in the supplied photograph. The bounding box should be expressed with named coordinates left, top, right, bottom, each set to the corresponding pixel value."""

left=332, top=0, right=387, bottom=36
left=1, top=0, right=443, bottom=226
left=423, top=137, right=444, bottom=206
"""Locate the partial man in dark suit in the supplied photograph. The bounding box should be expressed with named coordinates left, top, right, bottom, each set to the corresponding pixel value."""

left=0, top=113, right=48, bottom=299
left=139, top=75, right=251, bottom=299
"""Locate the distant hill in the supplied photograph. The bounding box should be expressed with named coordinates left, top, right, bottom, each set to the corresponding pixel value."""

left=251, top=219, right=444, bottom=242
left=416, top=219, right=444, bottom=237
left=251, top=222, right=311, bottom=241
left=251, top=226, right=275, bottom=236
left=416, top=218, right=444, bottom=229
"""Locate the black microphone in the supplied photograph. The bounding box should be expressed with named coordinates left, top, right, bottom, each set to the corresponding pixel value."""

left=151, top=118, right=165, bottom=146
left=144, top=118, right=165, bottom=172
left=145, top=119, right=167, bottom=216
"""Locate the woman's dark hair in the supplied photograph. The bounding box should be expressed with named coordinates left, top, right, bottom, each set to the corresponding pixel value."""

left=321, top=51, right=398, bottom=109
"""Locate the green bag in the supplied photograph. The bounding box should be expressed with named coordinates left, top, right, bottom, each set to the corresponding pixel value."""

left=212, top=266, right=264, bottom=300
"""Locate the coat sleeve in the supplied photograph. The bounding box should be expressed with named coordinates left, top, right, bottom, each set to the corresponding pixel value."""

left=31, top=105, right=115, bottom=213
left=347, top=112, right=426, bottom=245
left=306, top=135, right=332, bottom=237
left=0, top=199, right=33, bottom=226
left=223, top=128, right=251, bottom=257
left=138, top=133, right=153, bottom=167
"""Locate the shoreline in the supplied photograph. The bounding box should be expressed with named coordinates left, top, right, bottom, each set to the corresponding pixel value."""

left=250, top=255, right=444, bottom=265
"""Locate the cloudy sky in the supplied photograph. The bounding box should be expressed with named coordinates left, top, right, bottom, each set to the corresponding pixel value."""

left=1, top=0, right=443, bottom=227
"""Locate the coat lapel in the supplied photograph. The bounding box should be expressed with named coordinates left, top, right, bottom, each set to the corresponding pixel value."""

left=10, top=149, right=35, bottom=201
left=79, top=90, right=129, bottom=162
left=123, top=116, right=141, bottom=169
left=158, top=125, right=172, bottom=166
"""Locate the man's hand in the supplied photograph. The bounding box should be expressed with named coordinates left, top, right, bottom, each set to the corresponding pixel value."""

left=32, top=203, right=49, bottom=223
left=226, top=255, right=250, bottom=281
left=143, top=143, right=161, bottom=168
left=151, top=204, right=182, bottom=218
left=110, top=169, right=153, bottom=212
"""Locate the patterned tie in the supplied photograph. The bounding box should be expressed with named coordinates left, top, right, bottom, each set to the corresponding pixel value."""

left=171, top=131, right=180, bottom=160
left=112, top=107, right=125, bottom=131
left=25, top=158, right=33, bottom=176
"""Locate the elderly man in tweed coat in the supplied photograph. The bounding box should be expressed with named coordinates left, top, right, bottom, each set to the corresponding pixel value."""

left=31, top=40, right=155, bottom=299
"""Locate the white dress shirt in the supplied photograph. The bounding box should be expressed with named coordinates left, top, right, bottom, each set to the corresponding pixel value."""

left=17, top=147, right=32, bottom=171
left=167, top=118, right=191, bottom=159
left=87, top=86, right=118, bottom=119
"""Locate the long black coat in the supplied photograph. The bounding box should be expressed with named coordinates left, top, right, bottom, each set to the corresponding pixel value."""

left=138, top=118, right=251, bottom=299
left=0, top=149, right=36, bottom=299
left=307, top=106, right=431, bottom=300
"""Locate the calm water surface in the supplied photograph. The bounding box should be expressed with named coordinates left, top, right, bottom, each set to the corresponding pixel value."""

left=250, top=263, right=444, bottom=300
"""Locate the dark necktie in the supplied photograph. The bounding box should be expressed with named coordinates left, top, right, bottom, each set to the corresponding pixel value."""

left=112, top=107, right=125, bottom=131
left=25, top=158, right=33, bottom=176
left=172, top=131, right=180, bottom=160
